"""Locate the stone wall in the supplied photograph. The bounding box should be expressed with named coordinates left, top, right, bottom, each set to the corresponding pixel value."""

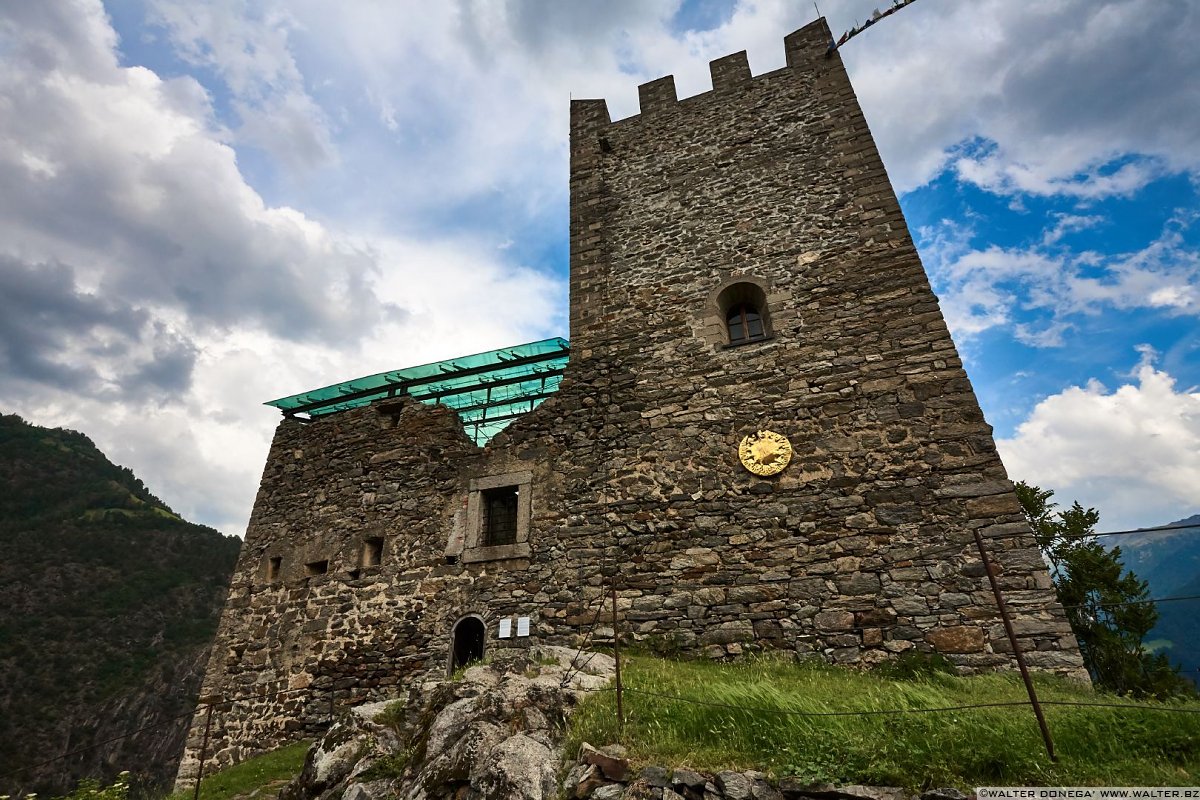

left=176, top=18, right=1084, bottom=788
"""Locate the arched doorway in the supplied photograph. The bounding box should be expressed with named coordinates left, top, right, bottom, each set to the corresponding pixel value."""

left=450, top=615, right=486, bottom=674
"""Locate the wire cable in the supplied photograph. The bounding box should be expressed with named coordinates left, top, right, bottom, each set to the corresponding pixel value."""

left=622, top=686, right=1032, bottom=717
left=561, top=591, right=610, bottom=688
left=0, top=677, right=360, bottom=781
left=1058, top=594, right=1200, bottom=612
left=616, top=686, right=1200, bottom=717
left=0, top=708, right=197, bottom=781
left=860, top=519, right=1200, bottom=573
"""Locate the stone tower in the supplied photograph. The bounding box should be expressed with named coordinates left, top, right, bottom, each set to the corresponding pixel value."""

left=176, top=18, right=1083, bottom=787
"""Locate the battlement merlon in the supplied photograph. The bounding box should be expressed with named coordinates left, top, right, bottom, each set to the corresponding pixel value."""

left=569, top=16, right=836, bottom=134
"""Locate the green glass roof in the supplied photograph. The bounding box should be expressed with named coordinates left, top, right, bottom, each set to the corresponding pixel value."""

left=266, top=337, right=569, bottom=446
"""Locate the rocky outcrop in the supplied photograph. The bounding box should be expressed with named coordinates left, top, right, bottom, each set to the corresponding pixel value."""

left=281, top=645, right=615, bottom=800
left=561, top=761, right=968, bottom=800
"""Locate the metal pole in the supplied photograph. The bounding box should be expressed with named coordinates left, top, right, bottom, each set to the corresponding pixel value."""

left=193, top=697, right=216, bottom=800
left=611, top=580, right=624, bottom=740
left=972, top=528, right=1056, bottom=762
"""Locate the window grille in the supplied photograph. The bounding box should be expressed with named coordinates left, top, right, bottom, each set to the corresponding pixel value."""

left=482, top=487, right=519, bottom=546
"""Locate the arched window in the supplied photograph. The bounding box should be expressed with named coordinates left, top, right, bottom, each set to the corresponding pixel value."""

left=726, top=302, right=766, bottom=345
left=703, top=277, right=786, bottom=350
left=715, top=281, right=771, bottom=346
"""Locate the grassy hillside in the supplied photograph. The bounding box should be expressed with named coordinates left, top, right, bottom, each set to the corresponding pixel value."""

left=0, top=414, right=242, bottom=796
left=569, top=654, right=1200, bottom=788
left=170, top=741, right=310, bottom=800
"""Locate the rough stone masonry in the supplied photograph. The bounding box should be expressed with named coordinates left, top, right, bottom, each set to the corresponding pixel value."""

left=175, top=18, right=1085, bottom=788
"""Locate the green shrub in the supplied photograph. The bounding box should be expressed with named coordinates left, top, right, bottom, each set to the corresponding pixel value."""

left=358, top=748, right=414, bottom=781
left=373, top=701, right=407, bottom=736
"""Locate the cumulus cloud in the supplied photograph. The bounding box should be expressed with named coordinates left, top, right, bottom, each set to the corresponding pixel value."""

left=131, top=0, right=811, bottom=227
left=146, top=0, right=336, bottom=172
left=164, top=0, right=1200, bottom=229
left=955, top=152, right=1165, bottom=200
left=1042, top=213, right=1105, bottom=247
left=998, top=349, right=1200, bottom=531
left=0, top=1, right=565, bottom=534
left=0, top=1, right=396, bottom=344
left=921, top=214, right=1200, bottom=344
left=838, top=0, right=1200, bottom=195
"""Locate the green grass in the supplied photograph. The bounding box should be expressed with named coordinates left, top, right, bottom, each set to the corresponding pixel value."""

left=568, top=654, right=1200, bottom=789
left=168, top=741, right=310, bottom=800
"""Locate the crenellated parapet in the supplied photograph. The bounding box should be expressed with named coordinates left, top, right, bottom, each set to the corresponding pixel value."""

left=571, top=17, right=835, bottom=136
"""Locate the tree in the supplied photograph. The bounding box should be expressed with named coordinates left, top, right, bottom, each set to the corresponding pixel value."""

left=1014, top=481, right=1192, bottom=697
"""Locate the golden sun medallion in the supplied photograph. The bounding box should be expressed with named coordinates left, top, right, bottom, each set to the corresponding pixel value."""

left=738, top=430, right=793, bottom=476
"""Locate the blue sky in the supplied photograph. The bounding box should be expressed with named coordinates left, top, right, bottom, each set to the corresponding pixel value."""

left=907, top=167, right=1200, bottom=428
left=0, top=0, right=1197, bottom=535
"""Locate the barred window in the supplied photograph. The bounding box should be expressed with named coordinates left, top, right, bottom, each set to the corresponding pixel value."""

left=462, top=471, right=532, bottom=563
left=482, top=487, right=519, bottom=547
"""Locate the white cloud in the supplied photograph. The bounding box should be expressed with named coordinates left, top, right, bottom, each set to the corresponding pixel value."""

left=0, top=3, right=392, bottom=344
left=921, top=216, right=1200, bottom=345
left=128, top=0, right=1200, bottom=224
left=1042, top=213, right=1104, bottom=247
left=1014, top=320, right=1073, bottom=349
left=838, top=0, right=1200, bottom=195
left=998, top=350, right=1200, bottom=532
left=146, top=0, right=336, bottom=172
left=0, top=1, right=564, bottom=534
left=954, top=155, right=1163, bottom=200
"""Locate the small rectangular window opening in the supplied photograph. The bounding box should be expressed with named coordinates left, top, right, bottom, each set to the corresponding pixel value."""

left=267, top=556, right=282, bottom=581
left=482, top=486, right=519, bottom=547
left=304, top=559, right=329, bottom=577
left=361, top=537, right=384, bottom=568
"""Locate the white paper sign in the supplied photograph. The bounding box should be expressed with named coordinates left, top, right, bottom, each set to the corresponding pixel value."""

left=498, top=618, right=512, bottom=638
left=516, top=616, right=530, bottom=637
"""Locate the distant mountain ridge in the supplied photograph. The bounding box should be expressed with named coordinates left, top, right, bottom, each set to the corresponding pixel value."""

left=0, top=413, right=241, bottom=795
left=1116, top=514, right=1200, bottom=683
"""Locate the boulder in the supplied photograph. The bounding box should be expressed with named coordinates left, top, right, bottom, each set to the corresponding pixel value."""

left=572, top=765, right=611, bottom=798
left=580, top=741, right=631, bottom=781
left=717, top=771, right=753, bottom=800
left=778, top=782, right=909, bottom=800
left=281, top=645, right=616, bottom=800
left=474, top=733, right=559, bottom=800
left=673, top=768, right=707, bottom=793
left=641, top=766, right=670, bottom=787
left=921, top=790, right=968, bottom=800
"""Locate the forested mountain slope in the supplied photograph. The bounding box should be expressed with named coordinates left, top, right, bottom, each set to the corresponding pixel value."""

left=0, top=414, right=241, bottom=795
left=1115, top=515, right=1200, bottom=684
